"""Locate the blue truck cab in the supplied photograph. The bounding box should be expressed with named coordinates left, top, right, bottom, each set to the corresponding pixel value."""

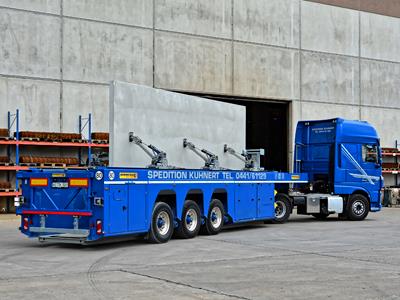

left=289, top=118, right=383, bottom=220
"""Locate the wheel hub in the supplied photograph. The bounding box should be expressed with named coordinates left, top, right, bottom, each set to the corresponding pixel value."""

left=275, top=200, right=286, bottom=219
left=210, top=207, right=222, bottom=228
left=156, top=211, right=170, bottom=235
left=352, top=200, right=365, bottom=216
left=185, top=208, right=198, bottom=232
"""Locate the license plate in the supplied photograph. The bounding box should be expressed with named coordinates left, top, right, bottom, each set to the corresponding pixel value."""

left=52, top=182, right=68, bottom=188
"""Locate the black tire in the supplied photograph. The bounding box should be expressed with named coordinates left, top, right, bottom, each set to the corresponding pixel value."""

left=148, top=202, right=174, bottom=244
left=312, top=213, right=330, bottom=220
left=200, top=199, right=225, bottom=235
left=174, top=200, right=201, bottom=239
left=272, top=193, right=292, bottom=224
left=346, top=194, right=369, bottom=221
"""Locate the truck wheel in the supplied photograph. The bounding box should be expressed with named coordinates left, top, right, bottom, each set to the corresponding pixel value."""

left=200, top=199, right=225, bottom=235
left=312, top=213, right=330, bottom=220
left=174, top=200, right=201, bottom=239
left=346, top=194, right=369, bottom=221
left=148, top=202, right=174, bottom=243
left=272, top=193, right=292, bottom=223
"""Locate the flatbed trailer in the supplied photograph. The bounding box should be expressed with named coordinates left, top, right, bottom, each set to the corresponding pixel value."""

left=15, top=168, right=307, bottom=244
left=15, top=118, right=383, bottom=244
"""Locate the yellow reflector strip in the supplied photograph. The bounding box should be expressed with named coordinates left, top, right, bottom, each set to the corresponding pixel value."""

left=69, top=178, right=88, bottom=187
left=291, top=175, right=300, bottom=180
left=30, top=178, right=48, bottom=187
left=119, top=172, right=138, bottom=179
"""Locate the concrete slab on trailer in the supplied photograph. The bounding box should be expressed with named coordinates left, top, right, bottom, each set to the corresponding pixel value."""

left=109, top=81, right=246, bottom=169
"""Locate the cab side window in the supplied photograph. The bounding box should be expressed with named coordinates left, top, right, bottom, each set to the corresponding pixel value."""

left=362, top=144, right=378, bottom=163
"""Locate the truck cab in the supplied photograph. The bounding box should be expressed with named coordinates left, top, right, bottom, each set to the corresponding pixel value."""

left=287, top=118, right=383, bottom=221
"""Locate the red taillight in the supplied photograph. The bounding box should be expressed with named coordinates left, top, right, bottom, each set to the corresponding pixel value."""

left=23, top=217, right=29, bottom=230
left=96, top=220, right=102, bottom=235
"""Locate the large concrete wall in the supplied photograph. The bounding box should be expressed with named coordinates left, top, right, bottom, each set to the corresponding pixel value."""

left=109, top=81, right=246, bottom=169
left=0, top=0, right=400, bottom=171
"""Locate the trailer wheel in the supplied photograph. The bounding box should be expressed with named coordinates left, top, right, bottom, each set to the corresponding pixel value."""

left=148, top=202, right=174, bottom=243
left=200, top=199, right=225, bottom=235
left=272, top=193, right=292, bottom=223
left=346, top=194, right=369, bottom=221
left=174, top=200, right=201, bottom=239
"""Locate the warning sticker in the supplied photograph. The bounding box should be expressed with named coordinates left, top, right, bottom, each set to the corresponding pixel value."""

left=119, top=172, right=138, bottom=179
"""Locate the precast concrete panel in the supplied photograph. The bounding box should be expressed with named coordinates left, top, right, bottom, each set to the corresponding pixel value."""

left=300, top=101, right=359, bottom=121
left=361, top=12, right=400, bottom=63
left=154, top=31, right=232, bottom=94
left=234, top=0, right=299, bottom=48
left=62, top=82, right=109, bottom=133
left=64, top=0, right=153, bottom=28
left=155, top=0, right=232, bottom=39
left=301, top=1, right=359, bottom=56
left=361, top=59, right=400, bottom=108
left=63, top=19, right=153, bottom=84
left=0, top=0, right=60, bottom=14
left=361, top=106, right=399, bottom=147
left=233, top=42, right=300, bottom=100
left=0, top=77, right=60, bottom=131
left=109, top=81, right=246, bottom=169
left=301, top=52, right=359, bottom=104
left=0, top=9, right=61, bottom=78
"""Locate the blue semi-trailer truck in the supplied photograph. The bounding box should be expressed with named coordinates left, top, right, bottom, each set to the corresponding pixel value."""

left=14, top=118, right=383, bottom=244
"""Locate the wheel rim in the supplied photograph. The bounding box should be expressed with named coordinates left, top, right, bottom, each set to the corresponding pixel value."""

left=210, top=206, right=222, bottom=229
left=185, top=208, right=198, bottom=232
left=352, top=200, right=365, bottom=216
left=275, top=200, right=286, bottom=219
left=156, top=211, right=170, bottom=236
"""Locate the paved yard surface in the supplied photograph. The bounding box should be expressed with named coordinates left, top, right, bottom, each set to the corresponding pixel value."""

left=0, top=209, right=399, bottom=300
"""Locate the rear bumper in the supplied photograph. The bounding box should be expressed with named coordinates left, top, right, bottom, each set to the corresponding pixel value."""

left=38, top=233, right=89, bottom=244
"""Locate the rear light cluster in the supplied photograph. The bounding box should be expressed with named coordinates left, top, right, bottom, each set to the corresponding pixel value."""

left=96, top=220, right=102, bottom=235
left=23, top=217, right=29, bottom=230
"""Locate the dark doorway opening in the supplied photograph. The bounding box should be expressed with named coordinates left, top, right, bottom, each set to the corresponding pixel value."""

left=187, top=94, right=289, bottom=172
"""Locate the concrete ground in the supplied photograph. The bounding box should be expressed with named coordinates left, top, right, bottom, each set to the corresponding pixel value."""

left=0, top=209, right=399, bottom=300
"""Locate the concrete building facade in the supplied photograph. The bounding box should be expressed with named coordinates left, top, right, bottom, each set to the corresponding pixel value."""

left=0, top=0, right=399, bottom=172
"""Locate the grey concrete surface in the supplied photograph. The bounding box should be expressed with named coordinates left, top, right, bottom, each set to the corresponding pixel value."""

left=0, top=209, right=399, bottom=299
left=62, top=82, right=109, bottom=132
left=301, top=1, right=359, bottom=56
left=0, top=76, right=60, bottom=131
left=155, top=0, right=232, bottom=39
left=361, top=106, right=400, bottom=148
left=0, top=8, right=60, bottom=78
left=0, top=0, right=399, bottom=162
left=361, top=12, right=400, bottom=63
left=233, top=43, right=299, bottom=100
left=360, top=59, right=400, bottom=109
left=63, top=0, right=153, bottom=28
left=234, top=0, right=299, bottom=48
left=109, top=81, right=245, bottom=169
left=301, top=52, right=359, bottom=104
left=63, top=18, right=153, bottom=84
left=0, top=0, right=60, bottom=14
left=155, top=31, right=232, bottom=94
